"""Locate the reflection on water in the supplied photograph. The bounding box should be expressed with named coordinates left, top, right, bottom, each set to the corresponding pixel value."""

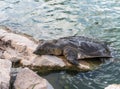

left=0, top=0, right=120, bottom=89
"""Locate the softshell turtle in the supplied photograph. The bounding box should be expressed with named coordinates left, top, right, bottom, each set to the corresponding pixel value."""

left=33, top=36, right=111, bottom=65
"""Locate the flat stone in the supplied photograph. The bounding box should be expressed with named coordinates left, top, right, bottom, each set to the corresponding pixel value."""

left=14, top=68, right=54, bottom=89
left=105, top=84, right=120, bottom=89
left=32, top=55, right=66, bottom=67
left=0, top=59, right=12, bottom=89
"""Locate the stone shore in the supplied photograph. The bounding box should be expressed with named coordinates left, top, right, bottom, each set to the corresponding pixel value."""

left=0, top=26, right=102, bottom=89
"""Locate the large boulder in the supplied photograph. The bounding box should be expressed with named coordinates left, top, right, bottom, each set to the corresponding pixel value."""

left=14, top=68, right=54, bottom=89
left=0, top=59, right=12, bottom=89
left=0, top=26, right=37, bottom=65
left=105, top=84, right=120, bottom=89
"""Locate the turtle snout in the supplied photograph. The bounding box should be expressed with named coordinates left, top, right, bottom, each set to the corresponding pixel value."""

left=33, top=50, right=39, bottom=55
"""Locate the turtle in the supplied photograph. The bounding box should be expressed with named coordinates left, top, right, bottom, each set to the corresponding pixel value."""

left=33, top=36, right=111, bottom=65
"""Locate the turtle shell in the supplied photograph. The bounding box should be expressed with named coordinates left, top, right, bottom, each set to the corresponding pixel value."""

left=58, top=36, right=112, bottom=59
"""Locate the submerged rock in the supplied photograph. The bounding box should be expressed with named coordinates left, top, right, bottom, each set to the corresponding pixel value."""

left=0, top=59, right=12, bottom=89
left=14, top=68, right=54, bottom=89
left=105, top=84, right=120, bottom=89
left=0, top=26, right=102, bottom=73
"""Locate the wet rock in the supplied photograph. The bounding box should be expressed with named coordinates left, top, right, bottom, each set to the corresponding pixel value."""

left=105, top=84, right=120, bottom=89
left=0, top=59, right=12, bottom=89
left=14, top=68, right=54, bottom=89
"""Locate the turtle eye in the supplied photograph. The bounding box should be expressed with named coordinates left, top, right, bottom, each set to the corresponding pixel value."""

left=39, top=39, right=45, bottom=44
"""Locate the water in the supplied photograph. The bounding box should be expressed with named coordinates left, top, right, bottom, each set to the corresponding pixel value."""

left=0, top=0, right=120, bottom=89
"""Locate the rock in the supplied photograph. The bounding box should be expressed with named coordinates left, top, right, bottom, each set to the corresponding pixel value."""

left=10, top=67, right=23, bottom=89
left=14, top=68, right=54, bottom=89
left=3, top=48, right=21, bottom=61
left=0, top=26, right=37, bottom=54
left=0, top=26, right=37, bottom=65
left=0, top=59, right=12, bottom=89
left=32, top=55, right=65, bottom=67
left=105, top=84, right=120, bottom=89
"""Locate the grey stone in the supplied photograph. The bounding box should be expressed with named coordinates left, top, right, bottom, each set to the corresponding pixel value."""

left=14, top=68, right=54, bottom=89
left=0, top=59, right=12, bottom=89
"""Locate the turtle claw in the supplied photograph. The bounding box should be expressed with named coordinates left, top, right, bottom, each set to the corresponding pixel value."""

left=63, top=46, right=79, bottom=66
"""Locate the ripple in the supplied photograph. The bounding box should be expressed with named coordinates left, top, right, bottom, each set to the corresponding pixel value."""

left=0, top=0, right=120, bottom=89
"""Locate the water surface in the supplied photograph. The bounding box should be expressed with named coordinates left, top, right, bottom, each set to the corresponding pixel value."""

left=0, top=0, right=120, bottom=89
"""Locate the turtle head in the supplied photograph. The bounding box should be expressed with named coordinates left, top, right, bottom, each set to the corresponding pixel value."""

left=33, top=40, right=62, bottom=55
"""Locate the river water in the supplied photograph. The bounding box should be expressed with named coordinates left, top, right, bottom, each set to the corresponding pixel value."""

left=0, top=0, right=120, bottom=89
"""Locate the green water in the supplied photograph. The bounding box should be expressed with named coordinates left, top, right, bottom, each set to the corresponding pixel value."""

left=0, top=0, right=120, bottom=89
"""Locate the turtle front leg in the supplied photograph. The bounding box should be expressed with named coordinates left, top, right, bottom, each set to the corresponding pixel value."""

left=63, top=46, right=79, bottom=65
